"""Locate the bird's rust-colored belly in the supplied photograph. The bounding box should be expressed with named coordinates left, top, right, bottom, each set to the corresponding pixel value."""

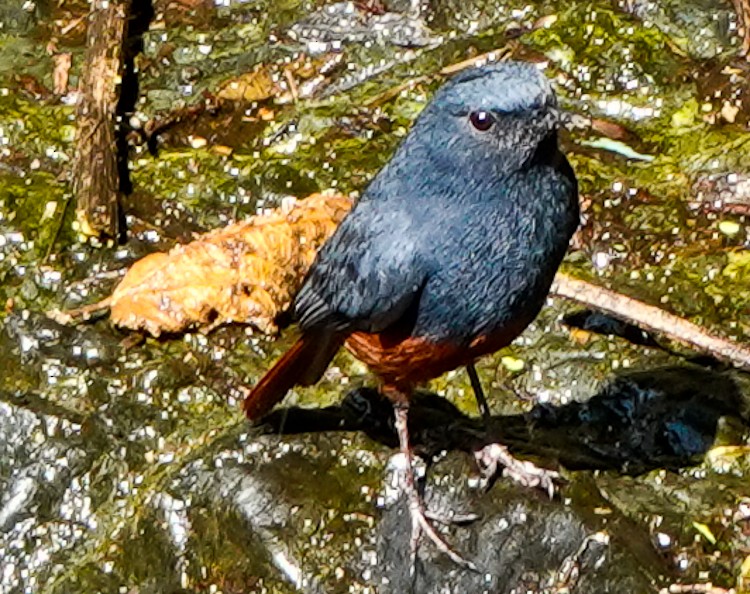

left=345, top=315, right=532, bottom=389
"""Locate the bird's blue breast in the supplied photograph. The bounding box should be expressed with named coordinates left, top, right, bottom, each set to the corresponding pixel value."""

left=409, top=165, right=577, bottom=345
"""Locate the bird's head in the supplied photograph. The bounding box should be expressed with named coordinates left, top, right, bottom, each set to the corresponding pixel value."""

left=408, top=61, right=562, bottom=179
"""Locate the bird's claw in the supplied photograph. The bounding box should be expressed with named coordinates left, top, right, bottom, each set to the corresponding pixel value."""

left=407, top=498, right=478, bottom=574
left=424, top=509, right=481, bottom=526
left=474, top=442, right=561, bottom=498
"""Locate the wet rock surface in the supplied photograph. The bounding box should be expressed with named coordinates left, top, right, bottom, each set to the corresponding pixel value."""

left=1, top=0, right=750, bottom=592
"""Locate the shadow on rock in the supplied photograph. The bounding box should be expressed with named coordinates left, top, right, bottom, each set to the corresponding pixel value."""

left=260, top=364, right=748, bottom=477
left=245, top=365, right=750, bottom=591
left=250, top=364, right=750, bottom=591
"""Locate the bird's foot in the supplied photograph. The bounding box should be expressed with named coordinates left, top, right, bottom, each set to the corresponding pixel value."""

left=474, top=442, right=560, bottom=498
left=424, top=509, right=480, bottom=526
left=405, top=495, right=478, bottom=573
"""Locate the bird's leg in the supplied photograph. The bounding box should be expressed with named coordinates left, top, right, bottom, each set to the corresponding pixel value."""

left=391, top=399, right=477, bottom=572
left=466, top=363, right=491, bottom=423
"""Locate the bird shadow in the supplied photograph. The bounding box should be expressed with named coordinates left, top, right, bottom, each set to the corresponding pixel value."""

left=257, top=365, right=749, bottom=475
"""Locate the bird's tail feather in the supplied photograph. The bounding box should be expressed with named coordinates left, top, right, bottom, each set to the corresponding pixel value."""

left=243, top=332, right=342, bottom=420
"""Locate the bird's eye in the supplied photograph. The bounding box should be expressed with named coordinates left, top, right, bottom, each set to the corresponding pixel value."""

left=469, top=111, right=494, bottom=132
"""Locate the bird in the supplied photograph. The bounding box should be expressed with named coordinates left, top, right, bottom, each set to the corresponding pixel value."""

left=243, top=60, right=580, bottom=569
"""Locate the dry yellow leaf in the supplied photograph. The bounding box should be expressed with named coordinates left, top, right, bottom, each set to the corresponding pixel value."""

left=98, top=193, right=352, bottom=336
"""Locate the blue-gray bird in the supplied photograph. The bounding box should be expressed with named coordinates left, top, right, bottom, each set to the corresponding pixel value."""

left=244, top=61, right=580, bottom=568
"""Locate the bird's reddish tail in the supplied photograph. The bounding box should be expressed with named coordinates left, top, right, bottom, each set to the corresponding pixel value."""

left=243, top=333, right=342, bottom=420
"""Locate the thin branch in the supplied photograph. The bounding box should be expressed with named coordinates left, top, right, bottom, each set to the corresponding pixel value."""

left=552, top=272, right=750, bottom=371
left=47, top=298, right=113, bottom=326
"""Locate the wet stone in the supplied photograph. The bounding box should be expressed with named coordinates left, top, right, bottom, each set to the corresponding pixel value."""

left=621, top=0, right=737, bottom=59
left=693, top=171, right=750, bottom=215
left=2, top=310, right=121, bottom=368
left=288, top=1, right=438, bottom=49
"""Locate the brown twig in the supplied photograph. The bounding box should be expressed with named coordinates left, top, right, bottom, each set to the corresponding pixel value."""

left=42, top=193, right=73, bottom=264
left=363, top=47, right=513, bottom=109
left=52, top=52, right=72, bottom=95
left=71, top=0, right=132, bottom=239
left=733, top=0, right=750, bottom=57
left=439, top=45, right=513, bottom=75
left=283, top=68, right=299, bottom=103
left=660, top=584, right=730, bottom=594
left=47, top=298, right=113, bottom=325
left=139, top=98, right=213, bottom=151
left=552, top=272, right=750, bottom=371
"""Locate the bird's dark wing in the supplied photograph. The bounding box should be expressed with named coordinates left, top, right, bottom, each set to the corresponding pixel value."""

left=294, top=200, right=427, bottom=335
